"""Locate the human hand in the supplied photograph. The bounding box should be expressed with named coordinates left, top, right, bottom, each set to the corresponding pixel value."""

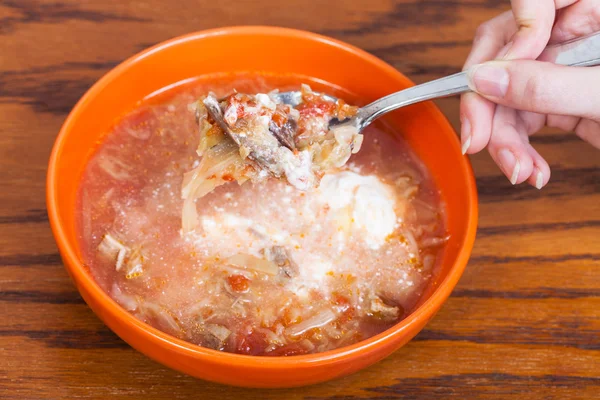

left=460, top=0, right=600, bottom=189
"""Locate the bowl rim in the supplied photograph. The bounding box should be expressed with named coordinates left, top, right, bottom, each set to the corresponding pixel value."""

left=47, top=25, right=478, bottom=368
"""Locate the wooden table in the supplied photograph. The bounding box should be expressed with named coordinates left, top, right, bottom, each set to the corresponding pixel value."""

left=2, top=1, right=599, bottom=398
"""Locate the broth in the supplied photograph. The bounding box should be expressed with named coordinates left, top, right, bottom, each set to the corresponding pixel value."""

left=77, top=72, right=448, bottom=356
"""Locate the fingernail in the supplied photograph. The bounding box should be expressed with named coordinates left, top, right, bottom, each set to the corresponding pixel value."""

left=498, top=149, right=520, bottom=185
left=535, top=169, right=544, bottom=190
left=468, top=63, right=509, bottom=98
left=461, top=118, right=471, bottom=155
left=497, top=41, right=514, bottom=60
left=462, top=135, right=471, bottom=155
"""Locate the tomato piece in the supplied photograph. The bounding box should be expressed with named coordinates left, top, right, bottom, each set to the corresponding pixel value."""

left=331, top=293, right=355, bottom=323
left=271, top=111, right=287, bottom=126
left=227, top=274, right=250, bottom=293
left=235, top=330, right=267, bottom=355
left=221, top=174, right=235, bottom=182
left=339, top=306, right=356, bottom=324
left=297, top=100, right=335, bottom=118
left=332, top=293, right=350, bottom=307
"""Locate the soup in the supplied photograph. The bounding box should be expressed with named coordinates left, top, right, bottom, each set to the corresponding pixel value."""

left=77, top=73, right=448, bottom=356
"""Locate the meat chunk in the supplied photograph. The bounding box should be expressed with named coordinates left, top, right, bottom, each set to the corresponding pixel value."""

left=368, top=297, right=401, bottom=322
left=201, top=324, right=231, bottom=350
left=263, top=245, right=298, bottom=278
left=203, top=94, right=315, bottom=190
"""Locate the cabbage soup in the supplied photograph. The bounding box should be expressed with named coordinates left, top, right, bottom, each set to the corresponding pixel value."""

left=77, top=73, right=448, bottom=356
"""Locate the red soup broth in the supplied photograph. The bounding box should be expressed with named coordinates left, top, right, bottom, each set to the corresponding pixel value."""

left=76, top=72, right=448, bottom=356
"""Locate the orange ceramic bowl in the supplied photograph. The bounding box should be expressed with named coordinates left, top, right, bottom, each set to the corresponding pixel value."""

left=47, top=26, right=477, bottom=388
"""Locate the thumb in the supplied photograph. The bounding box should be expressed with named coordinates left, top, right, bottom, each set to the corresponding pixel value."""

left=466, top=60, right=600, bottom=120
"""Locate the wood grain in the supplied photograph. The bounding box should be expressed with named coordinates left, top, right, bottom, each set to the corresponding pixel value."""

left=1, top=0, right=599, bottom=399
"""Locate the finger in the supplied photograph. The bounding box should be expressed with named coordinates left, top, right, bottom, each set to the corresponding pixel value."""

left=467, top=61, right=600, bottom=120
left=503, top=0, right=556, bottom=60
left=575, top=118, right=600, bottom=149
left=546, top=114, right=581, bottom=131
left=524, top=143, right=551, bottom=189
left=462, top=12, right=518, bottom=155
left=488, top=105, right=535, bottom=185
left=550, top=0, right=600, bottom=43
left=464, top=11, right=517, bottom=70
left=516, top=110, right=547, bottom=136
left=511, top=110, right=551, bottom=189
left=460, top=92, right=495, bottom=154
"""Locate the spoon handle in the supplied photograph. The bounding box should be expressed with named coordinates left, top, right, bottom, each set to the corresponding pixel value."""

left=358, top=31, right=600, bottom=128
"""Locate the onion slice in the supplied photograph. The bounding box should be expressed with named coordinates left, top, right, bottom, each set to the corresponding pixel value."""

left=285, top=309, right=337, bottom=337
left=226, top=253, right=279, bottom=276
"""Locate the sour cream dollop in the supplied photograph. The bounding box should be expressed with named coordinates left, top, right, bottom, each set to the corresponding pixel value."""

left=318, top=171, right=397, bottom=249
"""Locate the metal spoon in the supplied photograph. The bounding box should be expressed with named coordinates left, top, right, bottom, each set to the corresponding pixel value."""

left=274, top=31, right=600, bottom=133
left=203, top=32, right=600, bottom=175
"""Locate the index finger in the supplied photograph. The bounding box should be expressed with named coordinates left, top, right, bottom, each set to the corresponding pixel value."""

left=503, top=0, right=570, bottom=60
left=463, top=10, right=516, bottom=70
